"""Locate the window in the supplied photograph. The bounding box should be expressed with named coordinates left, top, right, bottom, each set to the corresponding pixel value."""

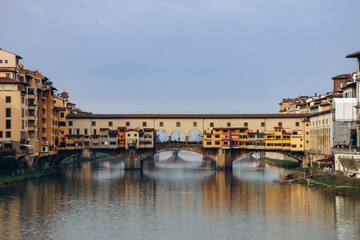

left=159, top=122, right=164, bottom=127
left=6, top=131, right=11, bottom=138
left=4, top=85, right=12, bottom=91
left=0, top=132, right=2, bottom=138
left=128, top=134, right=130, bottom=137
left=306, top=123, right=309, bottom=127
left=193, top=122, right=197, bottom=127
left=227, top=122, right=231, bottom=127
left=6, top=120, right=11, bottom=129
left=210, top=122, right=214, bottom=127
left=5, top=96, right=11, bottom=103
left=215, top=141, right=220, bottom=145
left=134, top=134, right=137, bottom=137
left=76, top=129, right=80, bottom=135
left=60, top=112, right=65, bottom=118
left=278, top=122, right=282, bottom=127
left=296, top=122, right=299, bottom=127
left=69, top=121, right=73, bottom=126
left=176, top=122, right=181, bottom=127
left=261, top=122, right=265, bottom=127
left=68, top=129, right=72, bottom=135
left=5, top=60, right=8, bottom=64
left=6, top=73, right=10, bottom=78
left=6, top=108, right=11, bottom=117
left=126, top=122, right=130, bottom=127
left=143, top=122, right=147, bottom=127
left=206, top=142, right=211, bottom=145
left=244, top=122, right=248, bottom=127
left=93, top=129, right=97, bottom=135
left=306, top=132, right=309, bottom=135
left=22, top=120, right=24, bottom=129
left=92, top=121, right=96, bottom=126
left=0, top=60, right=2, bottom=63
left=84, top=129, right=88, bottom=135
left=109, top=121, right=113, bottom=127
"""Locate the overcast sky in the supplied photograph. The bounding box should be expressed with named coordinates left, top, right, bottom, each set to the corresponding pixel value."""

left=1, top=0, right=359, bottom=114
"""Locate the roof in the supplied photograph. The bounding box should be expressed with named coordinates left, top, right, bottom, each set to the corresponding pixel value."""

left=0, top=77, right=29, bottom=86
left=332, top=74, right=352, bottom=80
left=308, top=109, right=331, bottom=117
left=213, top=127, right=248, bottom=130
left=346, top=51, right=360, bottom=58
left=67, top=113, right=309, bottom=119
left=0, top=48, right=22, bottom=59
left=341, top=81, right=356, bottom=90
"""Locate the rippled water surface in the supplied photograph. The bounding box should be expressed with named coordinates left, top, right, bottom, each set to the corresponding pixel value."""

left=1, top=151, right=360, bottom=240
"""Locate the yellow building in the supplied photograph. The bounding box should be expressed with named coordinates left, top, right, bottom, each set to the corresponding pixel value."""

left=125, top=129, right=140, bottom=149
left=265, top=127, right=291, bottom=151
left=0, top=49, right=55, bottom=157
left=203, top=129, right=221, bottom=148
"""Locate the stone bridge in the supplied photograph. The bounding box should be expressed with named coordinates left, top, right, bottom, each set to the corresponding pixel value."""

left=84, top=143, right=275, bottom=170
left=49, top=144, right=305, bottom=171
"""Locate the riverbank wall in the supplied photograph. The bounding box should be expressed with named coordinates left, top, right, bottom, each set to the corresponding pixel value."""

left=0, top=150, right=82, bottom=175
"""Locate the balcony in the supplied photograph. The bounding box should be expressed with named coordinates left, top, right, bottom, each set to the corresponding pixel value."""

left=28, top=115, right=36, bottom=121
left=28, top=125, right=36, bottom=131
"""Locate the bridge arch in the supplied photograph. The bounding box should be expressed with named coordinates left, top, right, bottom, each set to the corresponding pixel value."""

left=187, top=129, right=202, bottom=143
left=170, top=130, right=186, bottom=143
left=155, top=129, right=170, bottom=143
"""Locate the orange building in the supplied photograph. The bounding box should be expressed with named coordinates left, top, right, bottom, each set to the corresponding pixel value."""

left=117, top=126, right=126, bottom=148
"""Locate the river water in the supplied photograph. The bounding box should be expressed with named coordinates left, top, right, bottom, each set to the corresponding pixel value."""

left=0, top=151, right=360, bottom=240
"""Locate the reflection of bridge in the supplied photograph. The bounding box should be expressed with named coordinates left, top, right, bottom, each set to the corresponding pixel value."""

left=82, top=142, right=302, bottom=170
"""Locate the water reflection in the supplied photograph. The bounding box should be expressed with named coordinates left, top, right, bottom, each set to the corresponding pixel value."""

left=0, top=151, right=360, bottom=240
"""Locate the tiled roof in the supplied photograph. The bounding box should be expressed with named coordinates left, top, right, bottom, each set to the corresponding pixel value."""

left=346, top=51, right=360, bottom=58
left=332, top=74, right=352, bottom=79
left=0, top=77, right=29, bottom=85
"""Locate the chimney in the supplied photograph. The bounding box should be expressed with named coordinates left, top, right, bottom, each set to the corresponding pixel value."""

left=315, top=93, right=317, bottom=97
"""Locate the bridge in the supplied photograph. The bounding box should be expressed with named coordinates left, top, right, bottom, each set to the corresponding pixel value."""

left=81, top=142, right=302, bottom=170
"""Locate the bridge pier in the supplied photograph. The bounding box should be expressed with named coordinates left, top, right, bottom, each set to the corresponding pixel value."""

left=204, top=148, right=236, bottom=170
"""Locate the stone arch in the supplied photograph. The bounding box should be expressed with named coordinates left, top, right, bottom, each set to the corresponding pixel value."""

left=155, top=129, right=170, bottom=143
left=187, top=129, right=203, bottom=143
left=170, top=130, right=186, bottom=143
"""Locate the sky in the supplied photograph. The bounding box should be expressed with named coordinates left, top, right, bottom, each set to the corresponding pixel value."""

left=1, top=0, right=360, bottom=114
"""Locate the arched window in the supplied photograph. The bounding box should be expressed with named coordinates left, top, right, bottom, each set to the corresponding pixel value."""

left=60, top=112, right=64, bottom=118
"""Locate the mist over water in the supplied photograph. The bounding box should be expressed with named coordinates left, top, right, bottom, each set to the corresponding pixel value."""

left=0, top=151, right=359, bottom=240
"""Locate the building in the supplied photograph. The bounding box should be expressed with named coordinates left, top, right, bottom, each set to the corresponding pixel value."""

left=332, top=74, right=353, bottom=93
left=126, top=129, right=140, bottom=149
left=0, top=49, right=56, bottom=157
left=265, top=127, right=291, bottom=151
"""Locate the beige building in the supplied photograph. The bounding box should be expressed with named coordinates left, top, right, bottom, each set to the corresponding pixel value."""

left=0, top=48, right=56, bottom=157
left=65, top=114, right=307, bottom=152
left=309, top=110, right=331, bottom=155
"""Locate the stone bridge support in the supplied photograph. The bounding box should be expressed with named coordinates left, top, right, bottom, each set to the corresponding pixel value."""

left=91, top=148, right=155, bottom=170
left=203, top=148, right=250, bottom=170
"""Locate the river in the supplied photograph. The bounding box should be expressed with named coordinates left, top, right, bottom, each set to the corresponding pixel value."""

left=0, top=151, right=360, bottom=240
